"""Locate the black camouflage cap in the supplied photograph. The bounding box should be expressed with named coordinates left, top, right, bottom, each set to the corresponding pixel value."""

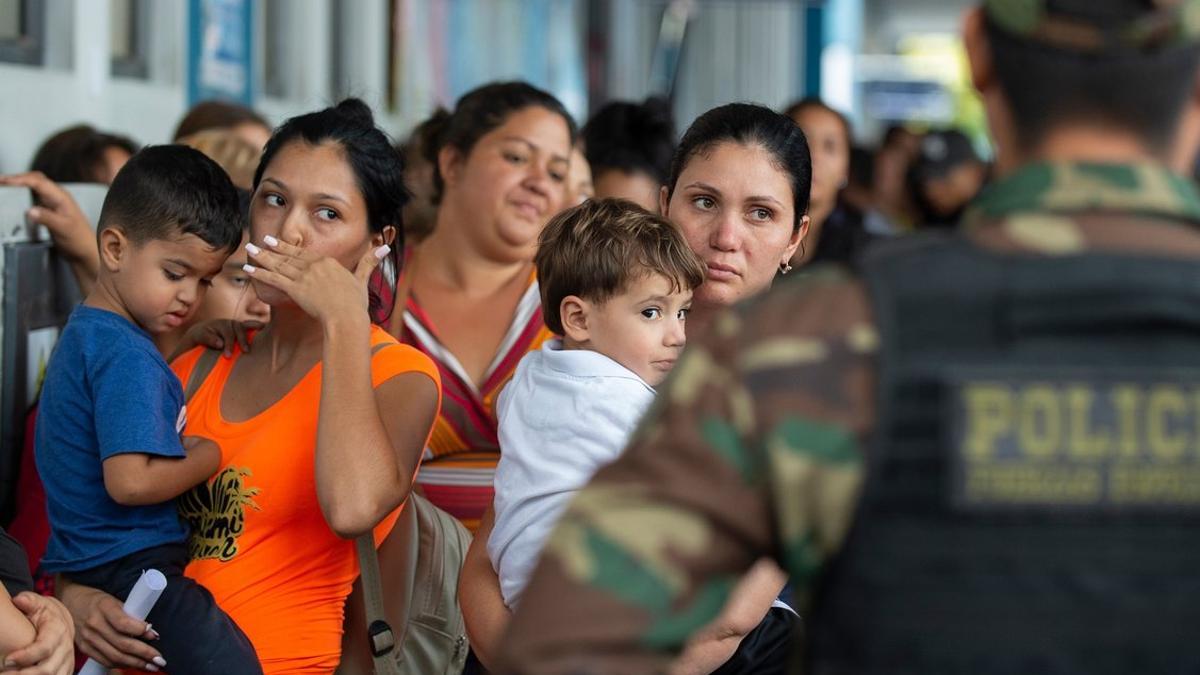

left=985, top=0, right=1200, bottom=52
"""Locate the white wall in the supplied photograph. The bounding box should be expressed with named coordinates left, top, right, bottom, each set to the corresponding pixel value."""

left=0, top=0, right=813, bottom=171
left=0, top=0, right=402, bottom=173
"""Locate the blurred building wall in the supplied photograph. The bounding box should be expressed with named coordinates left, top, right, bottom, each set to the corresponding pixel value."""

left=0, top=0, right=587, bottom=174
left=601, top=0, right=807, bottom=134
left=0, top=0, right=991, bottom=172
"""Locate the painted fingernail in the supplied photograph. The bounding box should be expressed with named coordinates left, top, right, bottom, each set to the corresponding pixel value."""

left=4, top=658, right=16, bottom=668
left=153, top=656, right=168, bottom=667
left=149, top=628, right=161, bottom=640
left=245, top=243, right=261, bottom=256
left=243, top=264, right=257, bottom=274
left=145, top=664, right=160, bottom=672
left=373, top=245, right=392, bottom=260
left=264, top=235, right=279, bottom=247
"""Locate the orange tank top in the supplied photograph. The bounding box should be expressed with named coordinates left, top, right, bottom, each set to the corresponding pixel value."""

left=170, top=327, right=440, bottom=674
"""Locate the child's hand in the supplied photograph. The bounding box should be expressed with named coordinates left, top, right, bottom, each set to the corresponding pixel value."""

left=171, top=319, right=263, bottom=361
left=244, top=236, right=389, bottom=327
left=182, top=436, right=221, bottom=478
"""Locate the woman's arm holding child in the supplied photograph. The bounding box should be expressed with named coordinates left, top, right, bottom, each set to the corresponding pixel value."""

left=56, top=578, right=162, bottom=672
left=101, top=437, right=221, bottom=506
left=458, top=508, right=511, bottom=670
left=668, top=558, right=789, bottom=675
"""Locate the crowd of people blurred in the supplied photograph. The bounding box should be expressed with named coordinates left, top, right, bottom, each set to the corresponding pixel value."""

left=4, top=0, right=1200, bottom=673
left=0, top=81, right=976, bottom=674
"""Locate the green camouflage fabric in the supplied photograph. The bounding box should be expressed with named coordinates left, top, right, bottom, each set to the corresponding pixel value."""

left=498, top=161, right=1200, bottom=674
left=985, top=0, right=1200, bottom=52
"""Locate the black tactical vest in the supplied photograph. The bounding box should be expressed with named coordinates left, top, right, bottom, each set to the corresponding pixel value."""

left=804, top=234, right=1200, bottom=675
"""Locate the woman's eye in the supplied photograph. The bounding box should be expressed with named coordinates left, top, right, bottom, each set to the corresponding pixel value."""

left=504, top=152, right=526, bottom=165
left=230, top=276, right=249, bottom=287
left=316, top=208, right=338, bottom=221
left=641, top=308, right=662, bottom=320
left=549, top=169, right=566, bottom=183
left=692, top=196, right=716, bottom=210
left=265, top=193, right=284, bottom=207
left=750, top=207, right=773, bottom=221
left=163, top=269, right=183, bottom=282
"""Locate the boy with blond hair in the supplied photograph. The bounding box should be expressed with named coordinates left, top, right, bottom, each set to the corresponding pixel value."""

left=489, top=198, right=705, bottom=608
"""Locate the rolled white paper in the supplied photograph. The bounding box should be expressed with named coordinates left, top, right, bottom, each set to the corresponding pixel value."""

left=79, top=569, right=168, bottom=675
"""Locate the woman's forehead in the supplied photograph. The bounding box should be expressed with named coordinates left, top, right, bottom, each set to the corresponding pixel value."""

left=479, top=107, right=572, bottom=156
left=678, top=142, right=794, bottom=204
left=260, top=141, right=363, bottom=204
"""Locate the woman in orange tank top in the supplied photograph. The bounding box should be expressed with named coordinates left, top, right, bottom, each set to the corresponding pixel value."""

left=59, top=99, right=441, bottom=675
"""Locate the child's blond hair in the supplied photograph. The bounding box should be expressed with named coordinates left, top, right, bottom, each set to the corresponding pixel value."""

left=535, top=198, right=704, bottom=335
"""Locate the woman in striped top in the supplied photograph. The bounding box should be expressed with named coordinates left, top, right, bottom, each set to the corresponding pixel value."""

left=387, top=82, right=577, bottom=532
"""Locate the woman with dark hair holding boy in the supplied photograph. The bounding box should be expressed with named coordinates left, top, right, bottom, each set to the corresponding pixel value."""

left=463, top=102, right=815, bottom=673
left=58, top=99, right=442, bottom=674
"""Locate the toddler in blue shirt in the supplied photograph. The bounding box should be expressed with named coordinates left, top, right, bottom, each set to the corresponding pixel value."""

left=35, top=145, right=261, bottom=674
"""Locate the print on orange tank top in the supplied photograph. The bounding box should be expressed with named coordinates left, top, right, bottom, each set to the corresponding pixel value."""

left=178, top=466, right=261, bottom=563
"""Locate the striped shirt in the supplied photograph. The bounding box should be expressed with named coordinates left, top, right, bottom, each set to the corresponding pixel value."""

left=398, top=272, right=553, bottom=532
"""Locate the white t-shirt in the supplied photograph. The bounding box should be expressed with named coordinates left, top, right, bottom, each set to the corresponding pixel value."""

left=489, top=338, right=656, bottom=608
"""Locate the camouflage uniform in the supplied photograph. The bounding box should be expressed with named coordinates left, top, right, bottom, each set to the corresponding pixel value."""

left=499, top=3, right=1200, bottom=673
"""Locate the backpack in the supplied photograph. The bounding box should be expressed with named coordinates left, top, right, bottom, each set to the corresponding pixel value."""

left=181, top=345, right=472, bottom=675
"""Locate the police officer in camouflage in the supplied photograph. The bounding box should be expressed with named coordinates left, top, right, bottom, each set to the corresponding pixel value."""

left=498, top=0, right=1200, bottom=673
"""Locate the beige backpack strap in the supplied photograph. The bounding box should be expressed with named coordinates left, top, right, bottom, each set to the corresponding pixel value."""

left=356, top=339, right=406, bottom=674
left=356, top=528, right=401, bottom=674
left=183, top=348, right=222, bottom=404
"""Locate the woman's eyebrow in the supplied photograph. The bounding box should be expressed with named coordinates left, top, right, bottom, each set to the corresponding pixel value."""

left=683, top=181, right=723, bottom=196
left=315, top=192, right=349, bottom=205
left=747, top=195, right=784, bottom=208
left=262, top=177, right=348, bottom=205
left=502, top=136, right=570, bottom=164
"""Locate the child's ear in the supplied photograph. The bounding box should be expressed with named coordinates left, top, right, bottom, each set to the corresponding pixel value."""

left=559, top=295, right=590, bottom=343
left=97, top=226, right=129, bottom=273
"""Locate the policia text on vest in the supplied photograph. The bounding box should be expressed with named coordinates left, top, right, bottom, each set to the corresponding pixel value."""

left=952, top=372, right=1200, bottom=509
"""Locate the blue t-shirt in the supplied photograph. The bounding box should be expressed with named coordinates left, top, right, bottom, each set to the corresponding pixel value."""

left=35, top=306, right=189, bottom=573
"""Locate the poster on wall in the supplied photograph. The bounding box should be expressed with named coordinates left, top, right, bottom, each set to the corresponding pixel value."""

left=186, top=0, right=254, bottom=106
